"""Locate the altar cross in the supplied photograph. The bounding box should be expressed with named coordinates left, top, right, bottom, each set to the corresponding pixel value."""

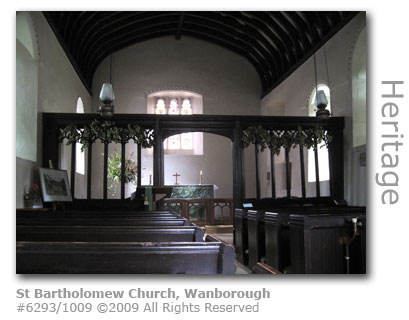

left=173, top=173, right=180, bottom=185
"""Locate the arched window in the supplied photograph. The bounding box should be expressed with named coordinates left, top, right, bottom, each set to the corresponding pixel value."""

left=75, top=97, right=85, bottom=175
left=308, top=84, right=331, bottom=182
left=147, top=91, right=203, bottom=155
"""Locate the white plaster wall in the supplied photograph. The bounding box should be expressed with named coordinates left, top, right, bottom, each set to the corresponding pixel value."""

left=16, top=12, right=91, bottom=207
left=352, top=27, right=367, bottom=148
left=260, top=13, right=366, bottom=205
left=92, top=36, right=262, bottom=115
left=16, top=40, right=38, bottom=162
left=31, top=12, right=91, bottom=113
left=91, top=36, right=261, bottom=199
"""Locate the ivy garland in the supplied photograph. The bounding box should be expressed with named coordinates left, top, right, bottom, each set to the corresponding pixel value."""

left=242, top=125, right=332, bottom=155
left=59, top=120, right=155, bottom=151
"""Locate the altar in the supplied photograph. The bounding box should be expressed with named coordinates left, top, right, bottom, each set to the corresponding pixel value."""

left=135, top=185, right=218, bottom=216
left=169, top=184, right=217, bottom=199
left=164, top=184, right=219, bottom=222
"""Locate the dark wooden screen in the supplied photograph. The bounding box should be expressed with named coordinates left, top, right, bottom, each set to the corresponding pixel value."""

left=43, top=113, right=344, bottom=209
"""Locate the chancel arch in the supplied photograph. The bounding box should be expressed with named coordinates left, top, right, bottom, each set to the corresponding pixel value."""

left=163, top=132, right=233, bottom=199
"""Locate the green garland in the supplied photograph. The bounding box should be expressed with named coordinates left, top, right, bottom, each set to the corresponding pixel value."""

left=59, top=120, right=155, bottom=151
left=242, top=125, right=332, bottom=155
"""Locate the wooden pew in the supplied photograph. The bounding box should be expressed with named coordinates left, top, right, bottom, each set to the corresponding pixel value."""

left=245, top=206, right=366, bottom=272
left=17, top=217, right=191, bottom=227
left=234, top=208, right=249, bottom=265
left=235, top=204, right=332, bottom=268
left=17, top=226, right=204, bottom=243
left=264, top=211, right=290, bottom=272
left=247, top=210, right=265, bottom=268
left=265, top=206, right=366, bottom=273
left=289, top=213, right=366, bottom=274
left=205, top=234, right=236, bottom=274
left=16, top=210, right=178, bottom=219
left=16, top=241, right=235, bottom=274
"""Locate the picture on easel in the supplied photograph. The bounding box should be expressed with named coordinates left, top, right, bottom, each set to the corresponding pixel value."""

left=38, top=168, right=72, bottom=202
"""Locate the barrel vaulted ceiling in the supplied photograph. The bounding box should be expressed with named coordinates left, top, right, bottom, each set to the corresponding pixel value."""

left=43, top=11, right=359, bottom=97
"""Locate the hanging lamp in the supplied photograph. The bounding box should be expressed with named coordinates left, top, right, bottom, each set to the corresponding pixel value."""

left=313, top=52, right=330, bottom=119
left=98, top=54, right=115, bottom=117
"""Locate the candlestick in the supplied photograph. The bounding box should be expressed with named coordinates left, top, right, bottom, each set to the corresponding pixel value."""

left=200, top=170, right=203, bottom=185
left=149, top=171, right=152, bottom=185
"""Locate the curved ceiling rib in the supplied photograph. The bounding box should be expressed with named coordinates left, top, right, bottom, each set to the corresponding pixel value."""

left=43, top=11, right=359, bottom=97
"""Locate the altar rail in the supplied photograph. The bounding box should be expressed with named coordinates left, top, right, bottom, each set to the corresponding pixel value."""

left=163, top=198, right=233, bottom=226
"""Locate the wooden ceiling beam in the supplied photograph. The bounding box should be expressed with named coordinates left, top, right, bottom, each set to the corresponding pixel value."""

left=81, top=12, right=179, bottom=68
left=66, top=12, right=88, bottom=47
left=258, top=12, right=299, bottom=65
left=262, top=11, right=359, bottom=97
left=71, top=12, right=99, bottom=54
left=43, top=11, right=359, bottom=97
left=175, top=12, right=185, bottom=40
left=301, top=12, right=321, bottom=41
left=273, top=12, right=305, bottom=57
left=86, top=26, right=177, bottom=82
left=75, top=12, right=123, bottom=60
left=218, top=11, right=287, bottom=75
left=182, top=15, right=278, bottom=76
left=286, top=12, right=314, bottom=49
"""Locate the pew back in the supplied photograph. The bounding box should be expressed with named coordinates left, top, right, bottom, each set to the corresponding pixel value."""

left=17, top=241, right=235, bottom=274
left=17, top=226, right=204, bottom=243
left=17, top=218, right=191, bottom=227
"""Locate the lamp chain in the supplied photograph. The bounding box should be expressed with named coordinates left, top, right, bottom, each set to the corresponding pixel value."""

left=313, top=53, right=318, bottom=106
left=323, top=46, right=331, bottom=107
left=109, top=54, right=113, bottom=85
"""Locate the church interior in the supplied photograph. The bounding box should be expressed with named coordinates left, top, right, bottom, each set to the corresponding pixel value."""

left=16, top=11, right=366, bottom=274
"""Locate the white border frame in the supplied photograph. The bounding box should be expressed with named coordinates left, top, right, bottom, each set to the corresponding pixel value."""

left=38, top=168, right=73, bottom=202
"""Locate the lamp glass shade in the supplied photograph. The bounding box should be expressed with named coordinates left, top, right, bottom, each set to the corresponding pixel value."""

left=99, top=83, right=115, bottom=103
left=315, top=90, right=328, bottom=107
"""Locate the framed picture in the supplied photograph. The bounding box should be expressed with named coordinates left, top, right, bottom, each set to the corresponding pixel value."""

left=39, top=168, right=72, bottom=202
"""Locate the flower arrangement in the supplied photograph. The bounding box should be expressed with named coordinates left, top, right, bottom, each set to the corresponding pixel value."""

left=106, top=151, right=138, bottom=197
left=24, top=184, right=41, bottom=200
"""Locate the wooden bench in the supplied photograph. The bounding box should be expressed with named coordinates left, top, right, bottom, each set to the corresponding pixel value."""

left=247, top=210, right=266, bottom=268
left=17, top=210, right=179, bottom=219
left=234, top=208, right=249, bottom=265
left=17, top=225, right=204, bottom=243
left=289, top=213, right=366, bottom=274
left=265, top=206, right=366, bottom=273
left=238, top=206, right=366, bottom=272
left=16, top=241, right=236, bottom=274
left=17, top=217, right=191, bottom=227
